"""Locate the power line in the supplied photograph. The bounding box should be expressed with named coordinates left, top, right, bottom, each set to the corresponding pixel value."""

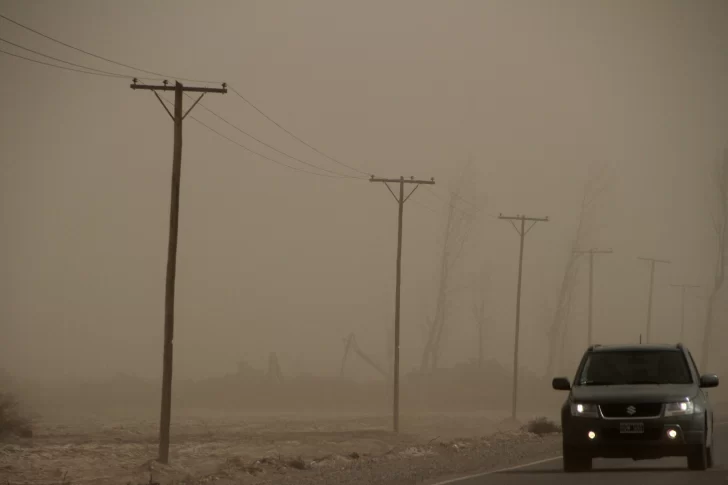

left=0, top=12, right=221, bottom=84
left=1, top=36, right=357, bottom=179
left=0, top=48, right=359, bottom=181
left=0, top=13, right=372, bottom=179
left=0, top=41, right=359, bottom=180
left=191, top=97, right=366, bottom=179
left=0, top=13, right=431, bottom=187
left=0, top=47, right=125, bottom=78
left=0, top=45, right=488, bottom=191
left=229, top=86, right=372, bottom=177
left=190, top=113, right=359, bottom=180
left=143, top=82, right=363, bottom=180
left=0, top=15, right=368, bottom=179
left=0, top=36, right=133, bottom=78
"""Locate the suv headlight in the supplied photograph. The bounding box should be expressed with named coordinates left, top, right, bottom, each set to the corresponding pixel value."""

left=664, top=400, right=694, bottom=417
left=570, top=402, right=599, bottom=418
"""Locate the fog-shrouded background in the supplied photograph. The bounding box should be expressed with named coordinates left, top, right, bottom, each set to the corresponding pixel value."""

left=1, top=0, right=727, bottom=397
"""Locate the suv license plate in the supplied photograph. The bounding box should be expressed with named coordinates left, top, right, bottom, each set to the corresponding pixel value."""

left=620, top=422, right=644, bottom=434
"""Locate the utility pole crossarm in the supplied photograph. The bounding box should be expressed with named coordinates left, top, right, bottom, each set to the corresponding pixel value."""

left=130, top=79, right=228, bottom=94
left=638, top=257, right=671, bottom=264
left=573, top=248, right=614, bottom=254
left=498, top=214, right=550, bottom=222
left=370, top=175, right=436, bottom=185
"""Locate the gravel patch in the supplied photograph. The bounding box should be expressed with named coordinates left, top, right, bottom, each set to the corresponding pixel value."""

left=1, top=412, right=563, bottom=485
left=134, top=430, right=561, bottom=485
left=255, top=430, right=562, bottom=485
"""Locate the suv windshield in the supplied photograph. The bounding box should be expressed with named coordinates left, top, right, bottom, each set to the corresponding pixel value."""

left=577, top=350, right=692, bottom=386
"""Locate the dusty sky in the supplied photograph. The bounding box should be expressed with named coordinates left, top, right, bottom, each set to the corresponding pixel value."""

left=1, top=0, right=727, bottom=386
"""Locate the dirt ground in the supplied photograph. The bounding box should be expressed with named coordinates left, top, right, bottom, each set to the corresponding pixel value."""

left=0, top=408, right=561, bottom=484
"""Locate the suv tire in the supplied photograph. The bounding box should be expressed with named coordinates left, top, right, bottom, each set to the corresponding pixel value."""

left=687, top=444, right=708, bottom=471
left=563, top=445, right=592, bottom=472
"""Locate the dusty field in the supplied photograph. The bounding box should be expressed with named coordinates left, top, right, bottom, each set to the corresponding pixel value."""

left=0, top=408, right=561, bottom=485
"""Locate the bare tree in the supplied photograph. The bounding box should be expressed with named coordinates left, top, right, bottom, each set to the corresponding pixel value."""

left=420, top=161, right=478, bottom=373
left=546, top=162, right=614, bottom=376
left=700, top=150, right=728, bottom=371
left=546, top=250, right=581, bottom=376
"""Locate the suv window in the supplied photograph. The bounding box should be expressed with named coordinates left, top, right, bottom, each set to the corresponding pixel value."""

left=577, top=350, right=693, bottom=386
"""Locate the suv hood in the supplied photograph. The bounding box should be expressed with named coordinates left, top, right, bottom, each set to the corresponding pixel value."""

left=570, top=384, right=698, bottom=403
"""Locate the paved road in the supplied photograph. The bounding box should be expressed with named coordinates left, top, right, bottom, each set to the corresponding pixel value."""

left=451, top=422, right=728, bottom=485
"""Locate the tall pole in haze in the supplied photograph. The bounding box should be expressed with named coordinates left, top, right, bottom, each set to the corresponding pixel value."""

left=670, top=284, right=700, bottom=342
left=498, top=214, right=549, bottom=421
left=130, top=79, right=227, bottom=464
left=370, top=175, right=435, bottom=432
left=573, top=249, right=613, bottom=346
left=637, top=257, right=671, bottom=344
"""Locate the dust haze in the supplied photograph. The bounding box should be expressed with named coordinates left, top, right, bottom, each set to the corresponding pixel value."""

left=2, top=0, right=728, bottom=432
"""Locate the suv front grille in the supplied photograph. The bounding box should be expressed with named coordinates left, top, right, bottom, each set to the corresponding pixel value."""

left=599, top=403, right=663, bottom=418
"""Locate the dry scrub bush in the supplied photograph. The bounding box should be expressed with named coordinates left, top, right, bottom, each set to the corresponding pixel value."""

left=0, top=391, right=32, bottom=438
left=524, top=416, right=560, bottom=435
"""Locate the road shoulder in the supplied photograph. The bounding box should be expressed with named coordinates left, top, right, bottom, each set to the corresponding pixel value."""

left=258, top=430, right=562, bottom=485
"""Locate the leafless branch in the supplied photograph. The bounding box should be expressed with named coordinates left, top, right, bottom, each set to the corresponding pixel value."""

left=701, top=149, right=728, bottom=370
left=546, top=160, right=613, bottom=376
left=420, top=159, right=477, bottom=373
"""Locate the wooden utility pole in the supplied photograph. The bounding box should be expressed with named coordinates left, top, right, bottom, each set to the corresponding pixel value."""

left=573, top=249, right=613, bottom=346
left=498, top=214, right=549, bottom=421
left=130, top=79, right=227, bottom=464
left=637, top=257, right=671, bottom=344
left=670, top=284, right=700, bottom=342
left=370, top=175, right=435, bottom=432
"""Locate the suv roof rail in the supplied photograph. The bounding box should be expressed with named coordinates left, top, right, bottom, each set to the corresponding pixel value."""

left=676, top=342, right=684, bottom=349
left=587, top=344, right=601, bottom=351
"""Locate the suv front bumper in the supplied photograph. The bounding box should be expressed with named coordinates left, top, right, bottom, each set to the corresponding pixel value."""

left=562, top=413, right=706, bottom=459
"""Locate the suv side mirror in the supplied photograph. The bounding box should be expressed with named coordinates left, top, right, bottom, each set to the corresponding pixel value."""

left=552, top=377, right=571, bottom=391
left=699, top=374, right=719, bottom=388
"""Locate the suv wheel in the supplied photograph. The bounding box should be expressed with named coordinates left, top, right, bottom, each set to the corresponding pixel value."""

left=563, top=445, right=592, bottom=472
left=687, top=444, right=708, bottom=471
